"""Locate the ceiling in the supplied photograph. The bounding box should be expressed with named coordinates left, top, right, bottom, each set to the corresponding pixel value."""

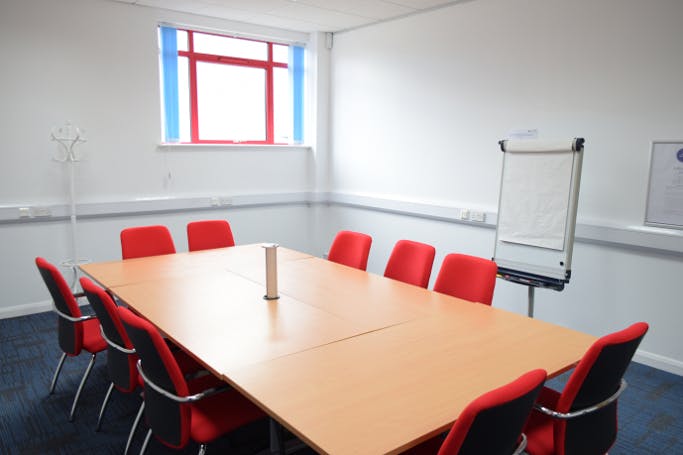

left=108, top=0, right=464, bottom=33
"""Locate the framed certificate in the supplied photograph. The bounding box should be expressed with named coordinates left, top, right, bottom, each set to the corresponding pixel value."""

left=645, top=141, right=683, bottom=229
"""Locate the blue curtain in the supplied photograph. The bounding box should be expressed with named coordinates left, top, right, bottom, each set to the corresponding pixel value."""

left=160, top=26, right=179, bottom=142
left=290, top=46, right=305, bottom=144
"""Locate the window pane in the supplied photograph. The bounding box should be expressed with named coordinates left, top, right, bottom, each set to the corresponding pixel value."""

left=196, top=62, right=266, bottom=141
left=177, top=30, right=188, bottom=52
left=177, top=56, right=190, bottom=142
left=194, top=33, right=267, bottom=60
left=272, top=44, right=289, bottom=64
left=273, top=67, right=292, bottom=143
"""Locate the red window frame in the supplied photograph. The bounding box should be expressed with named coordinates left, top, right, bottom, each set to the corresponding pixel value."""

left=179, top=29, right=288, bottom=144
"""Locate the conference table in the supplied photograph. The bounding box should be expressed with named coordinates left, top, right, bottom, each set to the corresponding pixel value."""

left=81, top=244, right=596, bottom=454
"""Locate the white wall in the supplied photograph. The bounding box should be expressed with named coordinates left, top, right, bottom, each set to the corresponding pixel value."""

left=331, top=0, right=683, bottom=225
left=328, top=0, right=683, bottom=374
left=0, top=0, right=316, bottom=315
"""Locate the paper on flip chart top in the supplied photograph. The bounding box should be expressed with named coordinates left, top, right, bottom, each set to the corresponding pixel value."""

left=497, top=145, right=574, bottom=251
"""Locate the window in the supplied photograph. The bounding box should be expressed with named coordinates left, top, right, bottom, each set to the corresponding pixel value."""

left=159, top=26, right=305, bottom=145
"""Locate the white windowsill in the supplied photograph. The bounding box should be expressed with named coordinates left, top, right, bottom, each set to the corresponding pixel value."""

left=157, top=143, right=312, bottom=152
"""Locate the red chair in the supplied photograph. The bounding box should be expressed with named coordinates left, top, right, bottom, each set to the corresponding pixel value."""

left=523, top=322, right=649, bottom=455
left=187, top=220, right=235, bottom=252
left=80, top=276, right=142, bottom=453
left=35, top=257, right=107, bottom=422
left=384, top=240, right=436, bottom=288
left=433, top=253, right=498, bottom=305
left=327, top=230, right=373, bottom=270
left=118, top=307, right=266, bottom=455
left=80, top=277, right=211, bottom=454
left=120, top=225, right=176, bottom=259
left=407, top=369, right=547, bottom=454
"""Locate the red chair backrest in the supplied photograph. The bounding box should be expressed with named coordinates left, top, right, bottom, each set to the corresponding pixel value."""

left=438, top=369, right=547, bottom=455
left=384, top=240, right=436, bottom=288
left=35, top=257, right=84, bottom=355
left=433, top=253, right=498, bottom=305
left=553, top=322, right=649, bottom=455
left=327, top=230, right=373, bottom=271
left=119, top=306, right=191, bottom=449
left=80, top=277, right=138, bottom=393
left=187, top=220, right=235, bottom=252
left=120, top=225, right=176, bottom=259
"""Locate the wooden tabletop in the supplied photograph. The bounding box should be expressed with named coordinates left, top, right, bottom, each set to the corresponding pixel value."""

left=112, top=270, right=380, bottom=375
left=80, top=244, right=312, bottom=288
left=82, top=244, right=596, bottom=454
left=227, top=308, right=595, bottom=454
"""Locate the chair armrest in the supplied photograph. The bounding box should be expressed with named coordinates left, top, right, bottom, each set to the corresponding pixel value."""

left=100, top=326, right=136, bottom=354
left=73, top=291, right=86, bottom=299
left=136, top=360, right=230, bottom=403
left=534, top=379, right=627, bottom=420
left=52, top=304, right=98, bottom=323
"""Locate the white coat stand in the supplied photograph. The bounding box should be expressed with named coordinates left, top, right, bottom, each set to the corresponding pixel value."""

left=51, top=122, right=88, bottom=291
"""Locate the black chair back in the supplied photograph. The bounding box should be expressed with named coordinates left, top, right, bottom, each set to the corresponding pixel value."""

left=81, top=277, right=138, bottom=392
left=440, top=369, right=547, bottom=454
left=36, top=257, right=83, bottom=355
left=558, top=322, right=649, bottom=454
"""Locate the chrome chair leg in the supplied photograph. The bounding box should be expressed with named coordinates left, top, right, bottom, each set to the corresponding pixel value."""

left=96, top=382, right=115, bottom=431
left=69, top=353, right=97, bottom=422
left=49, top=352, right=67, bottom=394
left=125, top=401, right=145, bottom=455
left=198, top=444, right=208, bottom=455
left=140, top=428, right=152, bottom=455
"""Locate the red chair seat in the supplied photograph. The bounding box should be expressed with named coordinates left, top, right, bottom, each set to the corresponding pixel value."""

left=190, top=388, right=265, bottom=444
left=81, top=315, right=107, bottom=353
left=187, top=372, right=225, bottom=394
left=523, top=388, right=560, bottom=455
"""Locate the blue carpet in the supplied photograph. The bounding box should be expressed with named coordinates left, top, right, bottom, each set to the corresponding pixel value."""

left=1, top=311, right=681, bottom=454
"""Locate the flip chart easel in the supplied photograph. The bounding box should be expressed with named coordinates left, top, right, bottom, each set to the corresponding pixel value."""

left=493, top=138, right=585, bottom=317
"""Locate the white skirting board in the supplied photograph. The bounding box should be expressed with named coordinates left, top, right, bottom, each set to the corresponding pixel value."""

left=0, top=298, right=92, bottom=320
left=0, top=300, right=53, bottom=320
left=634, top=351, right=683, bottom=377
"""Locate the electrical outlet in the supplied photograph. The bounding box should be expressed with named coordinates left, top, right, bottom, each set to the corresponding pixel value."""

left=33, top=207, right=52, bottom=217
left=210, top=197, right=220, bottom=207
left=470, top=211, right=486, bottom=222
left=18, top=207, right=30, bottom=218
left=460, top=209, right=470, bottom=221
left=220, top=197, right=233, bottom=206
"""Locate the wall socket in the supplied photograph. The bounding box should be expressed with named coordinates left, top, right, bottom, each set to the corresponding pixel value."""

left=470, top=211, right=486, bottom=222
left=459, top=208, right=486, bottom=222
left=210, top=197, right=233, bottom=207
left=33, top=207, right=52, bottom=217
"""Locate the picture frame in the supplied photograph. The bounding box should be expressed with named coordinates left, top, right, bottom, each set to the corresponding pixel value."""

left=644, top=140, right=683, bottom=229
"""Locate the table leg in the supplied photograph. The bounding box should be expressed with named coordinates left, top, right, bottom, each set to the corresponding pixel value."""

left=269, top=418, right=285, bottom=455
